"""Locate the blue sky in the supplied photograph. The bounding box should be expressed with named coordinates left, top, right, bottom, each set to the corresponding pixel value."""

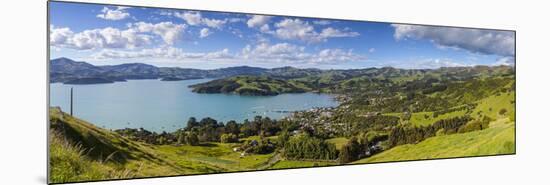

left=49, top=1, right=515, bottom=69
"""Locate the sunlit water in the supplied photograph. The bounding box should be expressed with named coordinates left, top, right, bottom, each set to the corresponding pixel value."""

left=50, top=79, right=338, bottom=132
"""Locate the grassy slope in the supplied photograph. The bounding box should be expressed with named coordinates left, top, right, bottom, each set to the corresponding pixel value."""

left=353, top=92, right=516, bottom=164
left=472, top=92, right=515, bottom=120
left=354, top=118, right=515, bottom=163
left=49, top=130, right=130, bottom=183
left=49, top=108, right=185, bottom=183
left=385, top=110, right=468, bottom=127
left=155, top=143, right=274, bottom=172
left=49, top=107, right=275, bottom=183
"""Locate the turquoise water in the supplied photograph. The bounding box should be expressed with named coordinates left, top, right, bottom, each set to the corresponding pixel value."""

left=49, top=79, right=338, bottom=132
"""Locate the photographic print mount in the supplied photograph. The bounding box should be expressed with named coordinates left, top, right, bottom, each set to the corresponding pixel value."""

left=48, top=0, right=516, bottom=184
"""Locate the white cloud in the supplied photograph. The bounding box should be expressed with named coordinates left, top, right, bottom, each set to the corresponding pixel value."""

left=50, top=26, right=152, bottom=50
left=176, top=11, right=202, bottom=25
left=320, top=27, right=360, bottom=38
left=388, top=58, right=471, bottom=69
left=49, top=25, right=73, bottom=46
left=96, top=6, right=130, bottom=21
left=241, top=42, right=366, bottom=64
left=228, top=18, right=245, bottom=23
left=494, top=57, right=515, bottom=66
left=247, top=15, right=271, bottom=28
left=313, top=20, right=332, bottom=25
left=50, top=22, right=185, bottom=50
left=91, top=47, right=233, bottom=60
left=88, top=41, right=365, bottom=64
left=369, top=48, right=376, bottom=53
left=392, top=24, right=515, bottom=56
left=273, top=19, right=318, bottom=42
left=130, top=22, right=187, bottom=45
left=175, top=11, right=227, bottom=29
left=272, top=19, right=359, bottom=43
left=200, top=28, right=212, bottom=38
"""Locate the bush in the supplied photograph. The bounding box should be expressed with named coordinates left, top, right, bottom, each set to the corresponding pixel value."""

left=282, top=134, right=338, bottom=160
left=499, top=108, right=507, bottom=115
left=220, top=133, right=239, bottom=143
left=242, top=139, right=275, bottom=154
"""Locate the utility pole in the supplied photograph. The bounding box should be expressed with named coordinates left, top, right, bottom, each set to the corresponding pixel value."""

left=70, top=87, right=73, bottom=116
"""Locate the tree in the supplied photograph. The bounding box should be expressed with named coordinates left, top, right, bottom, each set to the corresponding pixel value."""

left=177, top=132, right=186, bottom=144
left=339, top=137, right=361, bottom=163
left=186, top=132, right=199, bottom=146
left=220, top=133, right=238, bottom=143
left=225, top=120, right=240, bottom=135
left=186, top=117, right=198, bottom=130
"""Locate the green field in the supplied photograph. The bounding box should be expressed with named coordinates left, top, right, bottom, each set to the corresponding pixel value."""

left=473, top=92, right=515, bottom=120
left=269, top=160, right=337, bottom=169
left=353, top=118, right=515, bottom=164
left=326, top=137, right=349, bottom=150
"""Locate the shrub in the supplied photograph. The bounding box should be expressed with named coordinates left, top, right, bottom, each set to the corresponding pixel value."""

left=499, top=108, right=507, bottom=115
left=220, top=133, right=238, bottom=143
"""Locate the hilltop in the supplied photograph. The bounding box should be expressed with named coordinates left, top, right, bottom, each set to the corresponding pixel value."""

left=189, top=76, right=309, bottom=96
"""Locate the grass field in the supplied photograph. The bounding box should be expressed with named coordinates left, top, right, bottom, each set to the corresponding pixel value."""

left=155, top=143, right=274, bottom=172
left=326, top=137, right=349, bottom=150
left=353, top=118, right=515, bottom=164
left=473, top=92, right=515, bottom=120
left=269, top=160, right=337, bottom=169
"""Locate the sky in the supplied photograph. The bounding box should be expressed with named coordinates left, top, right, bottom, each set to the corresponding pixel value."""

left=49, top=1, right=515, bottom=69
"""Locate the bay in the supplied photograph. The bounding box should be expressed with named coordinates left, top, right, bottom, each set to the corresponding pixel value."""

left=49, top=79, right=338, bottom=132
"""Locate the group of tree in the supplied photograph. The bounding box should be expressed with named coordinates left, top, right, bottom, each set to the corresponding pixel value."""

left=339, top=132, right=388, bottom=163
left=281, top=134, right=339, bottom=161
left=388, top=116, right=478, bottom=147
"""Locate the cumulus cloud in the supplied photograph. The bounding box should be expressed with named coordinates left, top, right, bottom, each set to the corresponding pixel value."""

left=200, top=28, right=212, bottom=38
left=272, top=19, right=359, bottom=43
left=247, top=15, right=271, bottom=28
left=96, top=6, right=131, bottom=20
left=50, top=26, right=152, bottom=50
left=91, top=47, right=233, bottom=60
left=175, top=11, right=227, bottom=29
left=392, top=24, right=515, bottom=57
left=320, top=27, right=360, bottom=38
left=241, top=42, right=365, bottom=64
left=50, top=22, right=185, bottom=50
left=130, top=22, right=187, bottom=45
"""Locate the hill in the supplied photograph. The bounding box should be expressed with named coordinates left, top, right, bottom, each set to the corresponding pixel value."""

left=49, top=107, right=187, bottom=183
left=353, top=117, right=515, bottom=163
left=49, top=107, right=278, bottom=183
left=190, top=76, right=309, bottom=96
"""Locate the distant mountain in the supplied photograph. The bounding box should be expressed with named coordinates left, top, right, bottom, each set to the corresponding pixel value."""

left=49, top=58, right=270, bottom=84
left=49, top=57, right=514, bottom=85
left=50, top=57, right=104, bottom=77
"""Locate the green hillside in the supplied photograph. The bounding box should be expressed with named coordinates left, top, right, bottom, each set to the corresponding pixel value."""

left=190, top=76, right=309, bottom=95
left=49, top=107, right=277, bottom=184
left=353, top=118, right=515, bottom=164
